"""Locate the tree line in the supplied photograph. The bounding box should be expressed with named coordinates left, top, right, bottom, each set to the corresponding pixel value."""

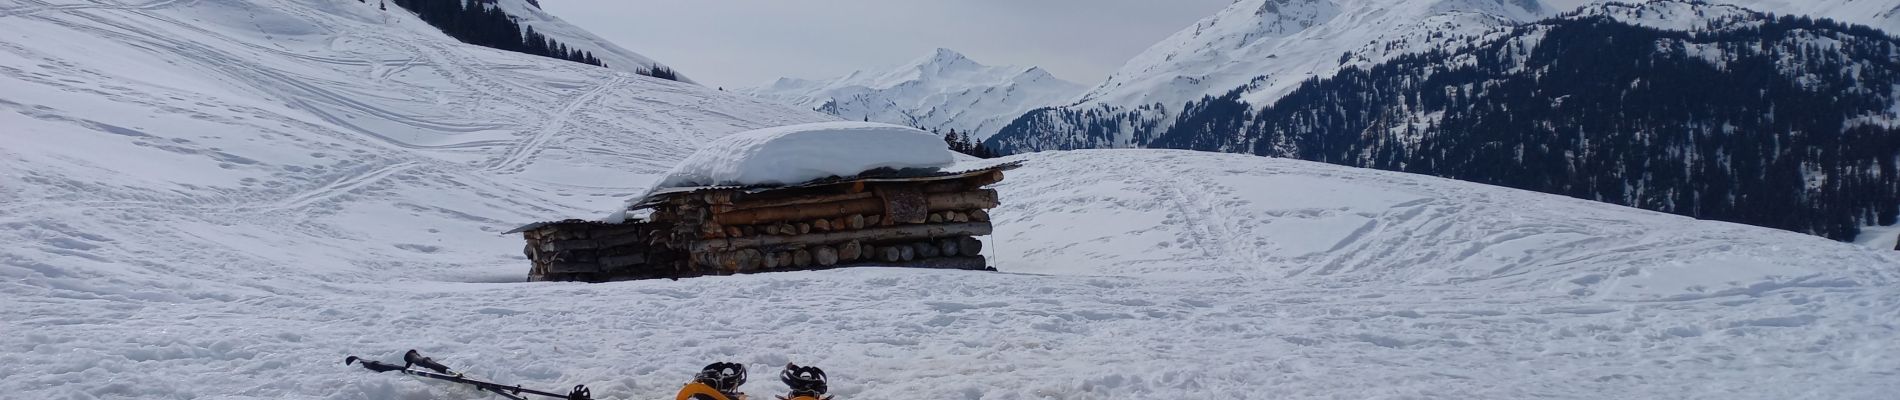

left=381, top=0, right=680, bottom=81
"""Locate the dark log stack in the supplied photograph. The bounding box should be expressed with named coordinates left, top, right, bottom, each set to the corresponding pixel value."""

left=520, top=164, right=1014, bottom=282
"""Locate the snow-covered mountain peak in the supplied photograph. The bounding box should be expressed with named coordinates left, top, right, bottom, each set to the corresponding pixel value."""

left=742, top=48, right=1086, bottom=138
left=1073, top=0, right=1552, bottom=112
left=920, top=47, right=974, bottom=65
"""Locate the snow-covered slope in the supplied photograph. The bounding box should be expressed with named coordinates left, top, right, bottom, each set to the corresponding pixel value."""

left=742, top=48, right=1085, bottom=139
left=1711, top=0, right=1900, bottom=32
left=4, top=0, right=1899, bottom=399
left=487, top=0, right=691, bottom=81
left=0, top=0, right=830, bottom=293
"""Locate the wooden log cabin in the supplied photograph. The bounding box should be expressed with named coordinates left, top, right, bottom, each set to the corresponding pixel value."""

left=511, top=162, right=1020, bottom=282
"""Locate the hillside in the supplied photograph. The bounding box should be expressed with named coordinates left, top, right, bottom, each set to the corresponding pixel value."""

left=743, top=48, right=1084, bottom=140
left=1141, top=1, right=1900, bottom=241
left=991, top=0, right=1900, bottom=153
left=2, top=0, right=1898, bottom=399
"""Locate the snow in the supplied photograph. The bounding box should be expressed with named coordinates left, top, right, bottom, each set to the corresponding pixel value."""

left=4, top=0, right=1900, bottom=399
left=741, top=48, right=1086, bottom=139
left=1858, top=224, right=1900, bottom=251
left=646, top=121, right=956, bottom=190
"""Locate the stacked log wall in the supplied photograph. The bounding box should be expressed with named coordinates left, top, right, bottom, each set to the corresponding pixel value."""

left=524, top=168, right=1008, bottom=282
left=523, top=221, right=674, bottom=282
left=676, top=173, right=1001, bottom=276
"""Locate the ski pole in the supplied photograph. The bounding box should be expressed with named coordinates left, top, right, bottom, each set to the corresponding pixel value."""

left=345, top=351, right=593, bottom=400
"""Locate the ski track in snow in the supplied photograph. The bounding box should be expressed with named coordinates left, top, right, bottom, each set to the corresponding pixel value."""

left=0, top=0, right=198, bottom=19
left=1, top=1, right=1899, bottom=400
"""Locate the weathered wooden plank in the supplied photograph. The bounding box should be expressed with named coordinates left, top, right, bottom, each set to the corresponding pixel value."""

left=728, top=192, right=878, bottom=211
left=710, top=189, right=998, bottom=226
left=690, top=222, right=994, bottom=252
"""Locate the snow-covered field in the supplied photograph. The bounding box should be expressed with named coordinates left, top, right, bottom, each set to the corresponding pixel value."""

left=3, top=1, right=1899, bottom=399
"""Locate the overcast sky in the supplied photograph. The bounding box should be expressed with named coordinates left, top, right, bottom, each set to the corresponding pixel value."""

left=541, top=0, right=1236, bottom=89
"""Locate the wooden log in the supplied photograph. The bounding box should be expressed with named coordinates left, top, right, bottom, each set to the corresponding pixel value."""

left=814, top=246, right=839, bottom=266
left=589, top=224, right=646, bottom=237
left=737, top=249, right=763, bottom=272
left=898, top=245, right=916, bottom=261
left=879, top=246, right=902, bottom=262
left=796, top=222, right=811, bottom=235
left=937, top=239, right=959, bottom=257
left=914, top=242, right=940, bottom=258
left=711, top=189, right=999, bottom=225
left=703, top=191, right=736, bottom=205
left=970, top=170, right=1005, bottom=188
left=762, top=224, right=780, bottom=236
left=727, top=191, right=877, bottom=211
left=840, top=241, right=863, bottom=261
left=878, top=185, right=929, bottom=224
left=742, top=225, right=757, bottom=237
left=969, top=210, right=990, bottom=222
left=888, top=256, right=989, bottom=271
left=599, top=254, right=647, bottom=269
left=691, top=222, right=994, bottom=253
left=865, top=215, right=882, bottom=226
left=547, top=263, right=600, bottom=274
left=543, top=240, right=598, bottom=252
left=813, top=219, right=832, bottom=232
left=959, top=237, right=983, bottom=257
left=793, top=250, right=813, bottom=267
left=725, top=226, right=744, bottom=238
left=928, top=213, right=945, bottom=223
left=847, top=214, right=866, bottom=230
left=597, top=233, right=645, bottom=248
left=950, top=211, right=969, bottom=223
left=763, top=251, right=782, bottom=269
left=718, top=252, right=740, bottom=273
left=778, top=223, right=797, bottom=236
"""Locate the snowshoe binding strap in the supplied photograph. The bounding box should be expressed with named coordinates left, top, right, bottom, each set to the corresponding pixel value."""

left=779, top=363, right=828, bottom=398
left=695, top=362, right=748, bottom=393
left=405, top=349, right=453, bottom=374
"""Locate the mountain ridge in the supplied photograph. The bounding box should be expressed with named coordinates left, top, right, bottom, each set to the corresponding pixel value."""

left=743, top=48, right=1085, bottom=139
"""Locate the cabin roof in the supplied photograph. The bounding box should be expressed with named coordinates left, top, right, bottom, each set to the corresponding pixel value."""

left=504, top=219, right=640, bottom=235
left=627, top=160, right=1022, bottom=211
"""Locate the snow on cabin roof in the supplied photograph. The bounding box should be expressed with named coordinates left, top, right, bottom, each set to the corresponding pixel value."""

left=625, top=160, right=1023, bottom=211
left=647, top=121, right=958, bottom=191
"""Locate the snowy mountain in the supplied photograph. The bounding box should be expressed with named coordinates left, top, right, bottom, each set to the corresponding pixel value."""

left=3, top=0, right=1898, bottom=399
left=742, top=48, right=1085, bottom=139
left=991, top=0, right=1900, bottom=152
left=992, top=0, right=1554, bottom=151
left=988, top=0, right=1900, bottom=242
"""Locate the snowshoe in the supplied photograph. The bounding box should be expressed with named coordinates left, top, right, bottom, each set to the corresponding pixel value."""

left=678, top=362, right=749, bottom=400
left=776, top=363, right=830, bottom=400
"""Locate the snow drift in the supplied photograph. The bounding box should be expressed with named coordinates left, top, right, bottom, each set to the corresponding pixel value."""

left=648, top=122, right=955, bottom=190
